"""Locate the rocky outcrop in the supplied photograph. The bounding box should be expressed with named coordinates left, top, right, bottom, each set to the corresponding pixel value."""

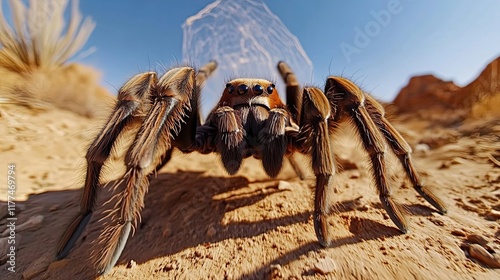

left=393, top=75, right=459, bottom=112
left=393, top=56, right=500, bottom=117
left=452, top=56, right=500, bottom=109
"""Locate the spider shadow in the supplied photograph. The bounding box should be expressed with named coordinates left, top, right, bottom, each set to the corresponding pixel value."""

left=404, top=203, right=437, bottom=216
left=86, top=170, right=407, bottom=278
left=13, top=169, right=405, bottom=279
left=239, top=218, right=402, bottom=279
left=56, top=170, right=313, bottom=278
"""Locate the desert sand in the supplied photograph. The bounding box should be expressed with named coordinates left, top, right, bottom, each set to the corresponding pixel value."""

left=1, top=60, right=499, bottom=280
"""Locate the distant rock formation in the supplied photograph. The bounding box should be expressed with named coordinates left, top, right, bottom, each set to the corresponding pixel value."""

left=393, top=56, right=500, bottom=118
left=452, top=56, right=499, bottom=110
left=393, top=75, right=460, bottom=112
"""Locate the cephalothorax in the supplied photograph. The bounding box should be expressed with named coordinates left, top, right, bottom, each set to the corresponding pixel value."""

left=56, top=61, right=446, bottom=274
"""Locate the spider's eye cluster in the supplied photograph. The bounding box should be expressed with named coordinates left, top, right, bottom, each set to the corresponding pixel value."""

left=226, top=83, right=235, bottom=94
left=267, top=84, right=275, bottom=94
left=253, top=84, right=264, bottom=95
left=226, top=82, right=275, bottom=95
left=238, top=84, right=249, bottom=95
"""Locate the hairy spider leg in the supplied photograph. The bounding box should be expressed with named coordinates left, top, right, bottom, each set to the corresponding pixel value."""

left=94, top=67, right=196, bottom=274
left=56, top=72, right=158, bottom=260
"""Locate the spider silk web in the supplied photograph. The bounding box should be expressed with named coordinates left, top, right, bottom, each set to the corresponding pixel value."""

left=182, top=0, right=313, bottom=117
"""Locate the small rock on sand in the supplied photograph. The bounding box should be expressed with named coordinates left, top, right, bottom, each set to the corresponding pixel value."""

left=415, top=143, right=431, bottom=153
left=127, top=259, right=137, bottom=269
left=337, top=156, right=358, bottom=170
left=278, top=180, right=293, bottom=191
left=314, top=257, right=336, bottom=275
left=485, top=209, right=500, bottom=220
left=270, top=264, right=282, bottom=278
left=349, top=170, right=361, bottom=179
left=469, top=244, right=500, bottom=268
left=450, top=229, right=467, bottom=237
left=466, top=234, right=489, bottom=246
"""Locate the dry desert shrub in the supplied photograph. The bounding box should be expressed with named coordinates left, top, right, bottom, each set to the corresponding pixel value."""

left=0, top=0, right=113, bottom=117
left=12, top=63, right=113, bottom=117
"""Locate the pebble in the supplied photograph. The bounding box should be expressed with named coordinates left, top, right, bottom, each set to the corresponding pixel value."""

left=163, top=262, right=178, bottom=272
left=429, top=216, right=445, bottom=226
left=415, top=143, right=430, bottom=153
left=357, top=204, right=371, bottom=211
left=127, top=259, right=137, bottom=269
left=450, top=229, right=467, bottom=237
left=469, top=244, right=500, bottom=268
left=278, top=181, right=293, bottom=191
left=466, top=234, right=489, bottom=246
left=270, top=264, right=282, bottom=278
left=194, top=250, right=203, bottom=258
left=485, top=209, right=500, bottom=220
left=349, top=171, right=361, bottom=179
left=352, top=196, right=370, bottom=211
left=337, top=156, right=358, bottom=170
left=314, top=257, right=336, bottom=275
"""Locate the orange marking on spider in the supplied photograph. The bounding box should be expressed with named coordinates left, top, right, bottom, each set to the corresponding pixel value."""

left=219, top=78, right=284, bottom=109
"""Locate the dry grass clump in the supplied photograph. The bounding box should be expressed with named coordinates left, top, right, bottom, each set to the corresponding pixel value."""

left=2, top=63, right=114, bottom=117
left=0, top=0, right=113, bottom=117
left=0, top=0, right=95, bottom=71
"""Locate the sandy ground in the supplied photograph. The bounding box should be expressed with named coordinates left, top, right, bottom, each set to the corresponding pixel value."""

left=0, top=102, right=499, bottom=280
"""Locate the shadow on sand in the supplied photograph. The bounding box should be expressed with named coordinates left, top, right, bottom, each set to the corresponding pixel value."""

left=5, top=170, right=407, bottom=279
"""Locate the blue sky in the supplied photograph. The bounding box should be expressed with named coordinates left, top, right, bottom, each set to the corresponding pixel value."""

left=5, top=0, right=500, bottom=107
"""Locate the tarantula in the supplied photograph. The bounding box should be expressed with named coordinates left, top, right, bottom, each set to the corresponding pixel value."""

left=56, top=60, right=446, bottom=274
